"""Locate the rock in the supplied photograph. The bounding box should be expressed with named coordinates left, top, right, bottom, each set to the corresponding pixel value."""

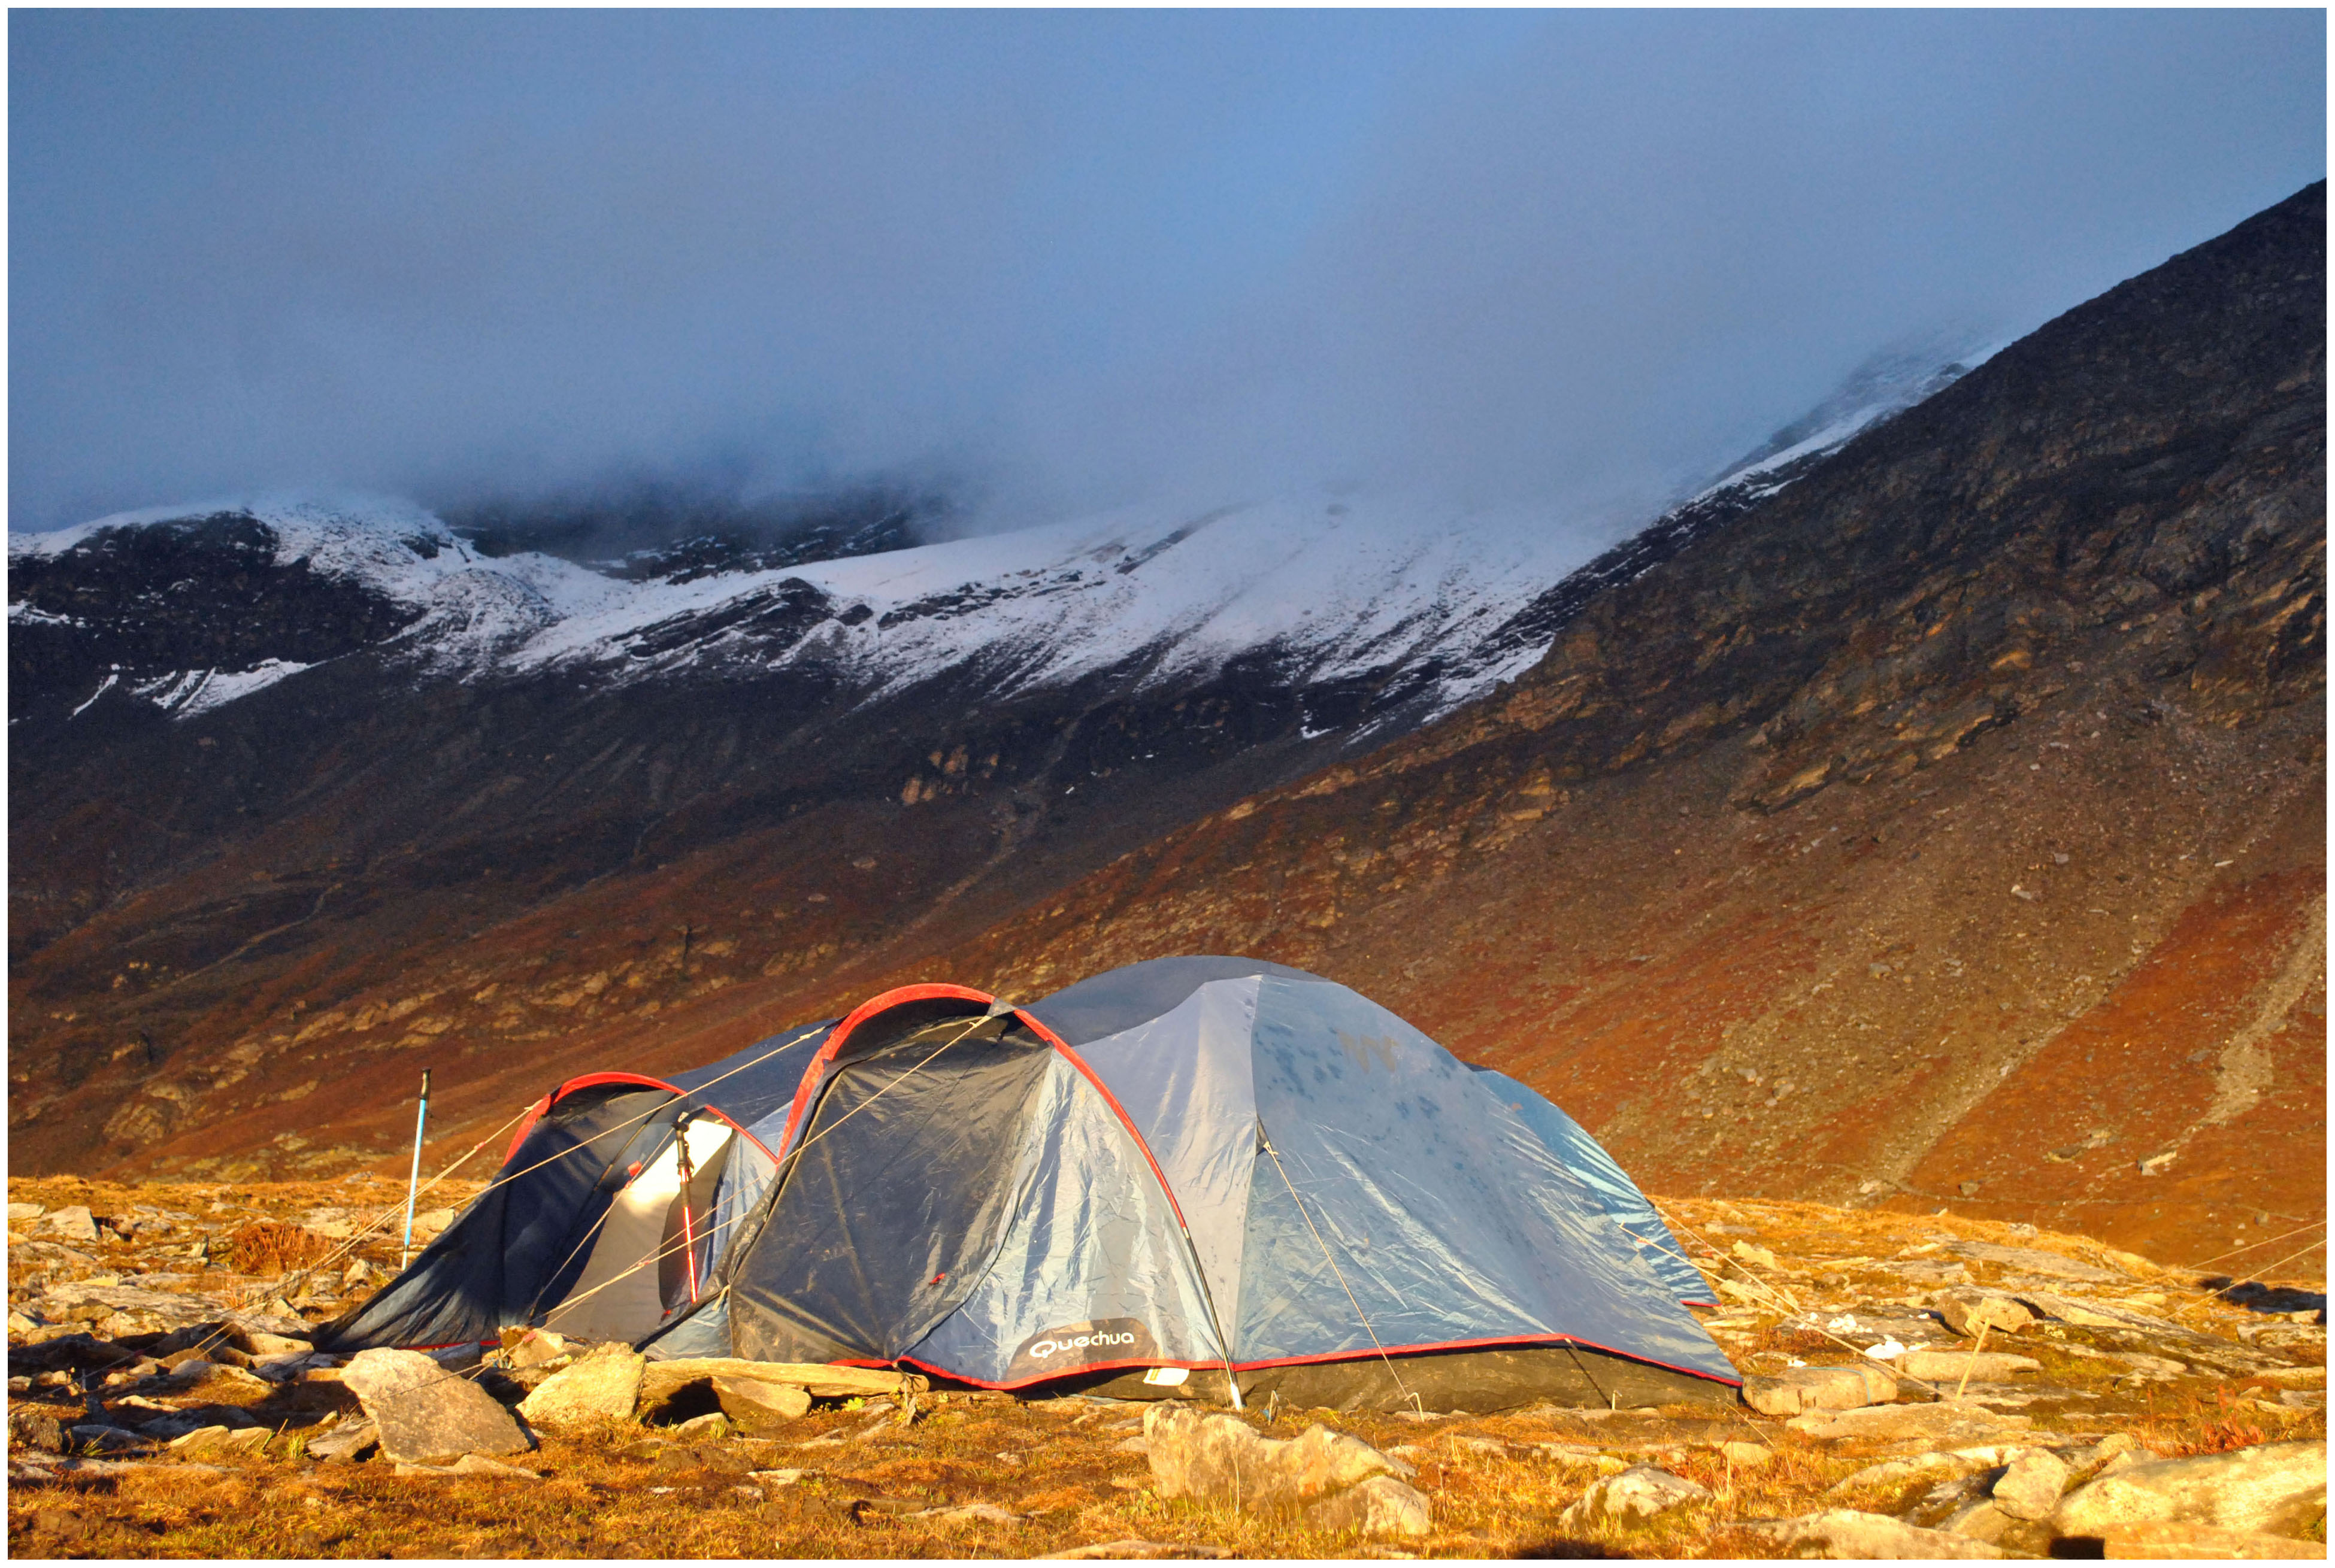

left=1743, top=1363, right=1900, bottom=1415
left=635, top=1357, right=922, bottom=1405
left=1899, top=1351, right=2045, bottom=1382
left=911, top=1502, right=1026, bottom=1525
left=2101, top=1521, right=2329, bottom=1559
left=67, top=1424, right=148, bottom=1453
left=516, top=1342, right=643, bottom=1429
left=1991, top=1448, right=2071, bottom=1520
left=9, top=1405, right=69, bottom=1452
left=666, top=1412, right=733, bottom=1443
left=1749, top=1508, right=2007, bottom=1558
left=45, top=1206, right=99, bottom=1244
left=1721, top=1440, right=1774, bottom=1468
left=1558, top=1464, right=1712, bottom=1527
left=502, top=1329, right=567, bottom=1369
left=1937, top=1290, right=2039, bottom=1337
left=450, top=1452, right=539, bottom=1479
left=713, top=1375, right=811, bottom=1434
left=2054, top=1440, right=2326, bottom=1541
left=166, top=1361, right=274, bottom=1397
left=1733, top=1240, right=1782, bottom=1270
left=1143, top=1402, right=1416, bottom=1521
left=304, top=1419, right=379, bottom=1463
left=340, top=1347, right=532, bottom=1465
left=233, top=1329, right=313, bottom=1358
left=1303, top=1475, right=1435, bottom=1537
left=1939, top=1500, right=2016, bottom=1544
left=1786, top=1400, right=2030, bottom=1444
left=9, top=1203, right=47, bottom=1221
left=1951, top=1242, right=2122, bottom=1282
left=343, top=1260, right=375, bottom=1289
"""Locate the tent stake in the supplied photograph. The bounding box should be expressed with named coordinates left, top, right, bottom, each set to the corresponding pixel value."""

left=401, top=1069, right=432, bottom=1270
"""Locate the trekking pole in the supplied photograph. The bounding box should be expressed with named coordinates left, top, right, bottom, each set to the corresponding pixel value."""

left=401, top=1069, right=432, bottom=1270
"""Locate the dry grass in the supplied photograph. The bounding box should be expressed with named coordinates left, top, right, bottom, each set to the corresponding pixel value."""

left=8, top=1177, right=2324, bottom=1559
left=225, top=1221, right=335, bottom=1279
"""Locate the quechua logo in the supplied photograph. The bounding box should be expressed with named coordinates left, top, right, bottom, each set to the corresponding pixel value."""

left=1005, top=1317, right=1159, bottom=1382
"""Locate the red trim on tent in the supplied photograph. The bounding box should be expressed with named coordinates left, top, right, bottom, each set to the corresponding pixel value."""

left=770, top=984, right=1000, bottom=1156
left=504, top=1094, right=554, bottom=1163
left=514, top=1072, right=780, bottom=1164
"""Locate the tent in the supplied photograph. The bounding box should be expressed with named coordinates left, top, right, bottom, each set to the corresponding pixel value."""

left=323, top=957, right=1738, bottom=1412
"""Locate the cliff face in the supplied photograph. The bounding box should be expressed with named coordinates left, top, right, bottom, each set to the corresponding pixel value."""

left=13, top=187, right=2320, bottom=1282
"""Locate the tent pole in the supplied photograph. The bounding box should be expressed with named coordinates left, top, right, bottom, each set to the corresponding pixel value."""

left=400, top=1069, right=431, bottom=1270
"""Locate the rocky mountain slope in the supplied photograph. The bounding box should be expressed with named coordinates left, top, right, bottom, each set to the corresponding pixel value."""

left=8, top=345, right=1961, bottom=1179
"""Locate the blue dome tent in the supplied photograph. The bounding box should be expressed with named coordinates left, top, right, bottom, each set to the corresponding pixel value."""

left=323, top=958, right=1738, bottom=1412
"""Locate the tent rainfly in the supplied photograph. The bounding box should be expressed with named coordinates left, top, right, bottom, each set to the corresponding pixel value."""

left=320, top=957, right=1739, bottom=1411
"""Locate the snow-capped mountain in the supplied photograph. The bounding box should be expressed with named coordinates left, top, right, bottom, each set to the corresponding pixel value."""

left=9, top=348, right=1973, bottom=739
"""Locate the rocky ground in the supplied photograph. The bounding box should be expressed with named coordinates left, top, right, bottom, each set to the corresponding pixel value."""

left=5, top=1176, right=2323, bottom=1558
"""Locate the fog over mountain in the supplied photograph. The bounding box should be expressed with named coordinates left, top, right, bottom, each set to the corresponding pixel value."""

left=11, top=10, right=2324, bottom=540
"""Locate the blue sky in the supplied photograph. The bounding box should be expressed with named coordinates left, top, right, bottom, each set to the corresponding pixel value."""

left=10, top=10, right=2325, bottom=532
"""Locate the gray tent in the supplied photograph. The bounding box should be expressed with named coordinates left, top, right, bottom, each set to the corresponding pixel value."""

left=328, top=956, right=1739, bottom=1412
left=656, top=957, right=1738, bottom=1410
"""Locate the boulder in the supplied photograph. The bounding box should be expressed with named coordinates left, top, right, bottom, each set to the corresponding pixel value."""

left=2053, top=1440, right=2326, bottom=1541
left=1143, top=1402, right=1417, bottom=1522
left=1558, top=1464, right=1713, bottom=1527
left=713, top=1375, right=811, bottom=1434
left=1302, top=1475, right=1434, bottom=1538
left=1744, top=1363, right=1901, bottom=1415
left=1786, top=1400, right=2030, bottom=1445
left=515, top=1342, right=643, bottom=1429
left=341, top=1347, right=532, bottom=1465
left=45, top=1206, right=100, bottom=1244
left=1937, top=1290, right=2037, bottom=1337
left=1990, top=1448, right=2071, bottom=1521
left=1748, top=1509, right=2006, bottom=1558
left=2101, top=1521, right=2328, bottom=1559
left=1900, top=1350, right=2044, bottom=1382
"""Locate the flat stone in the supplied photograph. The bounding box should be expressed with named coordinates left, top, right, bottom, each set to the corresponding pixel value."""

left=9, top=1203, right=47, bottom=1221
left=1937, top=1290, right=2039, bottom=1337
left=450, top=1452, right=540, bottom=1479
left=636, top=1357, right=922, bottom=1405
left=913, top=1501, right=1027, bottom=1525
left=713, top=1375, right=811, bottom=1434
left=304, top=1419, right=379, bottom=1463
left=502, top=1329, right=567, bottom=1369
left=516, top=1342, right=642, bottom=1429
left=1746, top=1508, right=2006, bottom=1558
left=1144, top=1402, right=1415, bottom=1521
left=1951, top=1242, right=2122, bottom=1282
left=1899, top=1351, right=2044, bottom=1382
left=1786, top=1400, right=2030, bottom=1444
left=1720, top=1440, right=1774, bottom=1468
left=1558, top=1464, right=1712, bottom=1527
left=1990, top=1448, right=2071, bottom=1521
left=44, top=1207, right=99, bottom=1244
left=168, top=1426, right=271, bottom=1460
left=666, top=1412, right=733, bottom=1443
left=1303, top=1475, right=1434, bottom=1538
left=341, top=1347, right=532, bottom=1465
left=1743, top=1362, right=1901, bottom=1415
left=2054, top=1440, right=2326, bottom=1541
left=2101, top=1521, right=2329, bottom=1559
